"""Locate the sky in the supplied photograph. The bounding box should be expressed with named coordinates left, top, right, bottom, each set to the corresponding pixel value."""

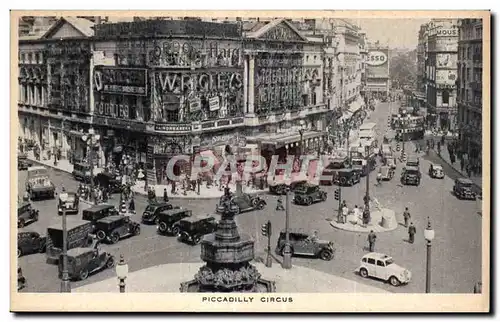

left=354, top=18, right=430, bottom=49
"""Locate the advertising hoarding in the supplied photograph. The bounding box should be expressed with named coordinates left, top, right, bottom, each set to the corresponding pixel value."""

left=436, top=70, right=457, bottom=86
left=94, top=67, right=148, bottom=96
left=366, top=49, right=389, bottom=78
left=436, top=53, right=457, bottom=69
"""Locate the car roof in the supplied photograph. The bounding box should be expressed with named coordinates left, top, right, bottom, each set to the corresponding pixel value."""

left=49, top=218, right=90, bottom=230
left=18, top=201, right=31, bottom=208
left=18, top=230, right=38, bottom=235
left=279, top=228, right=309, bottom=235
left=337, top=168, right=355, bottom=173
left=160, top=208, right=188, bottom=215
left=28, top=166, right=46, bottom=171
left=180, top=213, right=216, bottom=223
left=405, top=165, right=420, bottom=171
left=67, top=247, right=93, bottom=257
left=97, top=215, right=126, bottom=223
left=84, top=204, right=114, bottom=212
left=407, top=156, right=419, bottom=161
left=432, top=164, right=443, bottom=169
left=147, top=202, right=170, bottom=208
left=362, top=252, right=393, bottom=260
left=457, top=178, right=473, bottom=184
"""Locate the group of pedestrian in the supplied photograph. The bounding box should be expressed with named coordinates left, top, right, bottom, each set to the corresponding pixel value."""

left=366, top=207, right=417, bottom=252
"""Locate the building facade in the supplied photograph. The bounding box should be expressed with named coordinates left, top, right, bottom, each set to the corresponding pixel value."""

left=426, top=19, right=459, bottom=130
left=416, top=23, right=428, bottom=94
left=18, top=17, right=95, bottom=163
left=364, top=41, right=390, bottom=101
left=457, top=18, right=483, bottom=164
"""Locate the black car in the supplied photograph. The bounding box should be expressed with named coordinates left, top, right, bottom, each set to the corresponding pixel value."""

left=293, top=184, right=327, bottom=205
left=18, top=154, right=32, bottom=171
left=17, top=230, right=46, bottom=257
left=405, top=156, right=420, bottom=168
left=94, top=215, right=141, bottom=244
left=320, top=157, right=350, bottom=185
left=82, top=204, right=119, bottom=228
left=174, top=214, right=218, bottom=245
left=156, top=208, right=193, bottom=235
left=215, top=193, right=266, bottom=215
left=453, top=178, right=476, bottom=200
left=142, top=202, right=176, bottom=224
left=59, top=243, right=115, bottom=281
left=18, top=202, right=39, bottom=228
left=269, top=180, right=307, bottom=195
left=401, top=166, right=421, bottom=186
left=332, top=169, right=361, bottom=186
left=95, top=172, right=123, bottom=193
left=72, top=162, right=92, bottom=182
left=275, top=230, right=335, bottom=261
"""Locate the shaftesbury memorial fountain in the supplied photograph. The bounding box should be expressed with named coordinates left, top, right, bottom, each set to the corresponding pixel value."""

left=180, top=194, right=276, bottom=292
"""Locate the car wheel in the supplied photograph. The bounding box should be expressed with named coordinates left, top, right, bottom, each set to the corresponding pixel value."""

left=158, top=222, right=168, bottom=233
left=106, top=256, right=115, bottom=269
left=172, top=226, right=180, bottom=236
left=389, top=276, right=401, bottom=286
left=319, top=249, right=333, bottom=261
left=194, top=236, right=202, bottom=245
left=79, top=269, right=89, bottom=281
left=257, top=201, right=265, bottom=210
left=17, top=248, right=22, bottom=257
left=96, top=230, right=106, bottom=241
left=306, top=197, right=312, bottom=206
left=360, top=268, right=369, bottom=278
left=18, top=219, right=25, bottom=228
left=110, top=233, right=120, bottom=244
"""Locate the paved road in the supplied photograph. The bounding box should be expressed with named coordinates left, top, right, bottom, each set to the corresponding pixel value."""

left=17, top=101, right=482, bottom=293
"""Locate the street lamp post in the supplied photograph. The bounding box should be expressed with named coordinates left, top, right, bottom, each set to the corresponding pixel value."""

left=115, top=254, right=129, bottom=293
left=364, top=145, right=370, bottom=222
left=424, top=217, right=435, bottom=293
left=82, top=132, right=100, bottom=205
left=281, top=188, right=292, bottom=269
left=59, top=192, right=71, bottom=293
left=298, top=120, right=306, bottom=156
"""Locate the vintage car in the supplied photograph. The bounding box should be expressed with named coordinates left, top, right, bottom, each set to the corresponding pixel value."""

left=428, top=163, right=445, bottom=179
left=380, top=165, right=394, bottom=181
left=320, top=156, right=350, bottom=185
left=156, top=208, right=192, bottom=235
left=405, top=156, right=420, bottom=168
left=94, top=215, right=141, bottom=244
left=453, top=178, right=477, bottom=200
left=174, top=214, right=218, bottom=245
left=385, top=157, right=397, bottom=170
left=141, top=202, right=175, bottom=224
left=355, top=252, right=412, bottom=287
left=17, top=230, right=46, bottom=257
left=17, top=201, right=39, bottom=228
left=401, top=166, right=421, bottom=186
left=82, top=204, right=119, bottom=227
left=215, top=193, right=266, bottom=215
left=269, top=180, right=307, bottom=195
left=26, top=166, right=55, bottom=200
left=275, top=230, right=335, bottom=261
left=72, top=162, right=92, bottom=182
left=17, top=153, right=32, bottom=171
left=57, top=192, right=79, bottom=215
left=95, top=172, right=122, bottom=193
left=58, top=242, right=115, bottom=281
left=18, top=266, right=26, bottom=290
left=332, top=169, right=361, bottom=186
left=293, top=184, right=327, bottom=205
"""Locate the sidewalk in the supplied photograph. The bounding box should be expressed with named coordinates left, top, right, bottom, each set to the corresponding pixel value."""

left=25, top=150, right=104, bottom=174
left=434, top=147, right=483, bottom=189
left=74, top=262, right=389, bottom=293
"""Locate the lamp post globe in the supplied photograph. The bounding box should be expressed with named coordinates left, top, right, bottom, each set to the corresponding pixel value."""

left=424, top=217, right=435, bottom=293
left=116, top=254, right=129, bottom=293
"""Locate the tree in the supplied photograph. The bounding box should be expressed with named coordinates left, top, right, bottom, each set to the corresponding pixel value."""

left=390, top=50, right=417, bottom=88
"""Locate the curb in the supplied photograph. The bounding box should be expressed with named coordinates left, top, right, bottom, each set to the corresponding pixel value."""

left=431, top=150, right=482, bottom=191
left=329, top=208, right=398, bottom=233
left=27, top=158, right=73, bottom=174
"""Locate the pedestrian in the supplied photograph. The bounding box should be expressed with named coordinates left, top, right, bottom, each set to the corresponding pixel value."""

left=460, top=158, right=465, bottom=172
left=23, top=189, right=30, bottom=202
left=129, top=196, right=136, bottom=214
left=408, top=222, right=416, bottom=244
left=376, top=170, right=382, bottom=186
left=147, top=187, right=154, bottom=203
left=276, top=195, right=285, bottom=211
left=163, top=188, right=169, bottom=203
left=367, top=230, right=377, bottom=252
left=152, top=186, right=157, bottom=202
left=363, top=208, right=371, bottom=225
left=342, top=203, right=349, bottom=224
left=403, top=207, right=411, bottom=227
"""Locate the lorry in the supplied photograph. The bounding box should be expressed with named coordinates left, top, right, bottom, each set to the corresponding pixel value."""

left=26, top=166, right=56, bottom=200
left=46, top=218, right=94, bottom=264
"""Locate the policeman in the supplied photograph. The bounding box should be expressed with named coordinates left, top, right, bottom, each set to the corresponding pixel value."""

left=408, top=222, right=416, bottom=244
left=367, top=230, right=377, bottom=252
left=276, top=195, right=285, bottom=211
left=403, top=207, right=411, bottom=227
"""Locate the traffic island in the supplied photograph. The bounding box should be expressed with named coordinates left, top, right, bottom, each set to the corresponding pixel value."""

left=330, top=208, right=398, bottom=233
left=73, top=262, right=389, bottom=293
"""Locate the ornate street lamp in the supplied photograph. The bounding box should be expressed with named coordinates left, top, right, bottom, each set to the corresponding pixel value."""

left=424, top=217, right=435, bottom=293
left=59, top=192, right=71, bottom=293
left=115, top=254, right=129, bottom=293
left=281, top=186, right=292, bottom=269
left=81, top=131, right=100, bottom=205
left=298, top=120, right=306, bottom=156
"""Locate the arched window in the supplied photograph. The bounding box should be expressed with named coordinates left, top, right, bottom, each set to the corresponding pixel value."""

left=442, top=90, right=450, bottom=105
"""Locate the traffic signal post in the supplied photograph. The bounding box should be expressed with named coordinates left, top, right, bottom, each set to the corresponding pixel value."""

left=334, top=187, right=342, bottom=223
left=261, top=220, right=272, bottom=268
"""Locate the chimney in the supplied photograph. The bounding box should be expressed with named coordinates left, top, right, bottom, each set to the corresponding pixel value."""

left=95, top=16, right=101, bottom=25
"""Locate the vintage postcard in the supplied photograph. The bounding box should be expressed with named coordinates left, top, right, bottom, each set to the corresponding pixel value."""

left=10, top=10, right=490, bottom=312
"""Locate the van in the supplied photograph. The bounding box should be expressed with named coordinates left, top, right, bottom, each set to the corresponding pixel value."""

left=82, top=204, right=119, bottom=226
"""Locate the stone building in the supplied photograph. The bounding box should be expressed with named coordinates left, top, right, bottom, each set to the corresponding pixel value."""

left=18, top=17, right=95, bottom=162
left=457, top=18, right=483, bottom=164
left=425, top=19, right=459, bottom=130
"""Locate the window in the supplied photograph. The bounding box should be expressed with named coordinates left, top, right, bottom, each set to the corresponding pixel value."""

left=362, top=258, right=367, bottom=263
left=20, top=53, right=25, bottom=63
left=466, top=68, right=470, bottom=81
left=442, top=90, right=450, bottom=104
left=367, top=258, right=376, bottom=265
left=475, top=27, right=482, bottom=39
left=376, top=260, right=385, bottom=267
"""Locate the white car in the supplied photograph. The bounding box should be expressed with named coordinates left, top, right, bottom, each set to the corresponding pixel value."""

left=355, top=252, right=412, bottom=286
left=429, top=164, right=445, bottom=179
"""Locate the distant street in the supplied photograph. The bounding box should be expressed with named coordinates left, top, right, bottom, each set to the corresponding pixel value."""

left=18, top=100, right=481, bottom=293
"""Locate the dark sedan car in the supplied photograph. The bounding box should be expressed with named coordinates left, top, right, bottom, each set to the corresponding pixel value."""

left=142, top=202, right=175, bottom=224
left=293, top=184, right=327, bottom=206
left=215, top=193, right=266, bottom=215
left=453, top=178, right=476, bottom=200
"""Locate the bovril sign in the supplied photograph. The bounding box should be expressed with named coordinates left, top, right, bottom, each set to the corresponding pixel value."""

left=366, top=51, right=388, bottom=66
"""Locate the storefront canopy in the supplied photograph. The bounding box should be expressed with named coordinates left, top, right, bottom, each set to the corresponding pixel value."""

left=250, top=131, right=325, bottom=149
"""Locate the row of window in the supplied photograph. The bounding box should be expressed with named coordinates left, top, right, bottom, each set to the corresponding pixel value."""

left=458, top=44, right=482, bottom=61
left=458, top=67, right=482, bottom=83
left=459, top=25, right=482, bottom=41
left=19, top=51, right=44, bottom=65
left=458, top=89, right=482, bottom=104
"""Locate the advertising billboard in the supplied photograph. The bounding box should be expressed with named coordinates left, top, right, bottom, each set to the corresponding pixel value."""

left=436, top=53, right=457, bottom=69
left=94, top=67, right=148, bottom=96
left=436, top=70, right=457, bottom=89
left=435, top=37, right=458, bottom=52
left=366, top=49, right=389, bottom=78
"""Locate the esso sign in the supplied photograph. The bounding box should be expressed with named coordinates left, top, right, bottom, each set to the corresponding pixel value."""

left=367, top=51, right=387, bottom=66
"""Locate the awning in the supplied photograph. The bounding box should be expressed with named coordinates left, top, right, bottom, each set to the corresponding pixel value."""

left=257, top=131, right=326, bottom=148
left=348, top=101, right=362, bottom=114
